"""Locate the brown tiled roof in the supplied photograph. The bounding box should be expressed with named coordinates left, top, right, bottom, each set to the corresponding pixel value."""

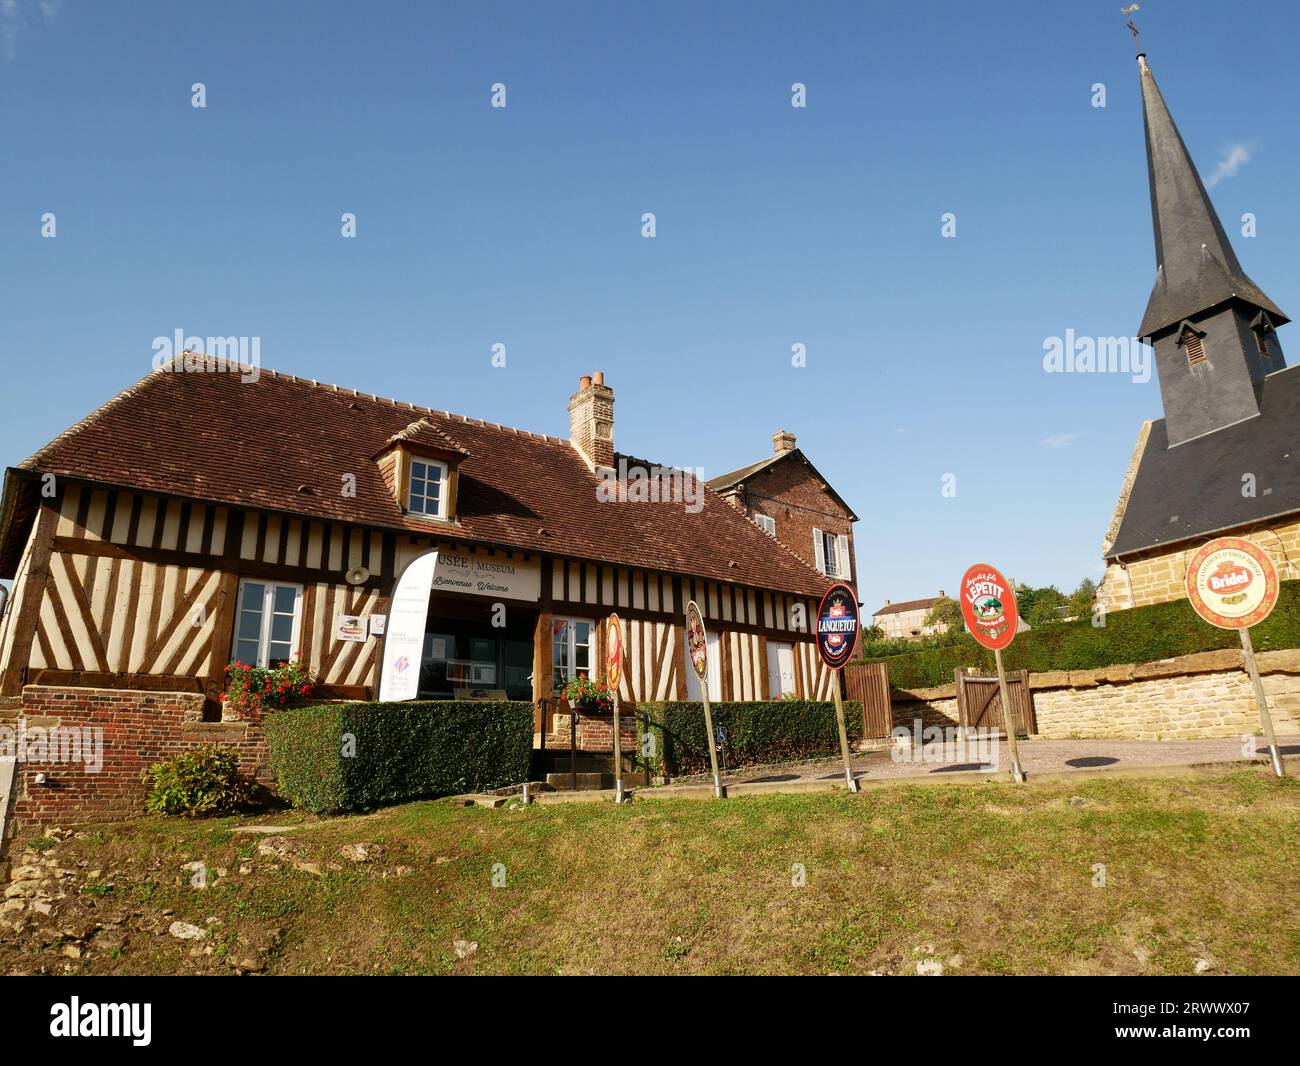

left=15, top=362, right=833, bottom=597
left=873, top=596, right=941, bottom=618
left=377, top=418, right=469, bottom=458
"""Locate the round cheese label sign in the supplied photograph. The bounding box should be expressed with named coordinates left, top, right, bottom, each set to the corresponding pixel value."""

left=685, top=600, right=709, bottom=679
left=960, top=563, right=1018, bottom=652
left=815, top=583, right=860, bottom=671
left=606, top=614, right=623, bottom=689
left=1186, top=537, right=1278, bottom=630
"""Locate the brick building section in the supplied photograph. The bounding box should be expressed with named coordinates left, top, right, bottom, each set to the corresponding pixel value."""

left=5, top=686, right=268, bottom=823
left=709, top=437, right=858, bottom=591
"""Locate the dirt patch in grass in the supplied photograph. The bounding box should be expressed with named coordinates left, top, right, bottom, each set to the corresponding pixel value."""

left=2, top=768, right=1297, bottom=975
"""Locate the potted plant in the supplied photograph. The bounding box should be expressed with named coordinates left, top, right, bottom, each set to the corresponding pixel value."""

left=562, top=673, right=614, bottom=714
left=222, top=659, right=316, bottom=721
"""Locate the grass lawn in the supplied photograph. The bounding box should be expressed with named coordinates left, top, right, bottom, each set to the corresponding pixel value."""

left=5, top=768, right=1299, bottom=975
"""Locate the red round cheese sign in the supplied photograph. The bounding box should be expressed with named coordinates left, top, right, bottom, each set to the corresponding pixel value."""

left=960, top=563, right=1018, bottom=652
left=1186, top=537, right=1279, bottom=630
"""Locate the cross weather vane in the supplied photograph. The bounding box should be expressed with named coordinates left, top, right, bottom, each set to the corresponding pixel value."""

left=1121, top=3, right=1141, bottom=51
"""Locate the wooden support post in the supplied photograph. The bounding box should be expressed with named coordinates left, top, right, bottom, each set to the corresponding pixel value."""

left=1241, top=627, right=1285, bottom=778
left=994, top=647, right=1025, bottom=783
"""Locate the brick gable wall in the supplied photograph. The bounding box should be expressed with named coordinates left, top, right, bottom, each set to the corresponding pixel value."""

left=732, top=459, right=857, bottom=590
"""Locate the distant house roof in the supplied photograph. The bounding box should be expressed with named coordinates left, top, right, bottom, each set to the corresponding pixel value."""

left=1107, top=364, right=1300, bottom=558
left=873, top=596, right=942, bottom=618
left=705, top=449, right=859, bottom=522
left=2, top=361, right=832, bottom=597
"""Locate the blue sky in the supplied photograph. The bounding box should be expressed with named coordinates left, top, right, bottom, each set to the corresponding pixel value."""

left=2, top=0, right=1298, bottom=612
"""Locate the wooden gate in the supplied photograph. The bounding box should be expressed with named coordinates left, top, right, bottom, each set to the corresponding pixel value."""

left=843, top=661, right=893, bottom=739
left=954, top=669, right=1036, bottom=736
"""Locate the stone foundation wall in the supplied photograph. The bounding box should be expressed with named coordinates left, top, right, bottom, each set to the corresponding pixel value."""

left=893, top=649, right=1300, bottom=742
left=4, top=686, right=269, bottom=824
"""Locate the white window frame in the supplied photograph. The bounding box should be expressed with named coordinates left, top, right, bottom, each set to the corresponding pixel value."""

left=552, top=616, right=595, bottom=689
left=231, top=579, right=303, bottom=668
left=754, top=513, right=776, bottom=537
left=813, top=527, right=850, bottom=580
left=407, top=457, right=449, bottom=520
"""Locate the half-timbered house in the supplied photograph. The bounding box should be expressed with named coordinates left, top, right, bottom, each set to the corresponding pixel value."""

left=0, top=361, right=846, bottom=815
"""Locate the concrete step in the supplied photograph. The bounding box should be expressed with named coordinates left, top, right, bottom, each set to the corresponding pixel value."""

left=545, top=770, right=649, bottom=791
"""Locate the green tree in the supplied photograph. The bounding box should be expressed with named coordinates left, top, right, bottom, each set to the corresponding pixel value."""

left=1067, top=577, right=1097, bottom=620
left=922, top=597, right=964, bottom=632
left=1025, top=586, right=1067, bottom=627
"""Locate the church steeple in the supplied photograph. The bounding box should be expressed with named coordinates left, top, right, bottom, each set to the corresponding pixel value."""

left=1134, top=49, right=1288, bottom=447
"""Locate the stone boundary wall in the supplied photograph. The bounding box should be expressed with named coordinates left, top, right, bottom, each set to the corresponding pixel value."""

left=2, top=686, right=269, bottom=823
left=891, top=649, right=1300, bottom=741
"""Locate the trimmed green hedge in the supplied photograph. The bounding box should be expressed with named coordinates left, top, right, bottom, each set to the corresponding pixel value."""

left=861, top=578, right=1300, bottom=691
left=640, top=699, right=863, bottom=777
left=265, top=700, right=534, bottom=813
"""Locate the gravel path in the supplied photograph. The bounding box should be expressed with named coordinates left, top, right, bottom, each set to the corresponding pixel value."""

left=710, top=734, right=1300, bottom=786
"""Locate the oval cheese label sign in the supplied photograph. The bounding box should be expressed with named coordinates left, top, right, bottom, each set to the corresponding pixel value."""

left=960, top=563, right=1018, bottom=652
left=1186, top=537, right=1278, bottom=630
left=685, top=600, right=709, bottom=679
left=606, top=613, right=623, bottom=690
left=815, top=583, right=860, bottom=671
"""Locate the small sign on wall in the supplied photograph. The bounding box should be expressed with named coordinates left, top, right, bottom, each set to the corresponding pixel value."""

left=369, top=615, right=386, bottom=637
left=335, top=614, right=367, bottom=643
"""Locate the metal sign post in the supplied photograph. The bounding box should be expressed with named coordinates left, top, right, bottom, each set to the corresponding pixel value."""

left=959, top=563, right=1024, bottom=783
left=993, top=647, right=1025, bottom=783
left=816, top=583, right=861, bottom=794
left=685, top=600, right=724, bottom=797
left=607, top=614, right=627, bottom=802
left=1186, top=537, right=1285, bottom=779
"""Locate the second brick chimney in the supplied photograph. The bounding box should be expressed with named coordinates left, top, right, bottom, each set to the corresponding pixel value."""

left=772, top=430, right=797, bottom=455
left=568, top=370, right=615, bottom=470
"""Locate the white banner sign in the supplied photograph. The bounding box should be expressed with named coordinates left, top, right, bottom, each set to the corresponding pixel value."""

left=379, top=550, right=438, bottom=702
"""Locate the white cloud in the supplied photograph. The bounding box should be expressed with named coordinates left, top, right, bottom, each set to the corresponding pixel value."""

left=1, top=0, right=60, bottom=60
left=1206, top=143, right=1253, bottom=188
left=1041, top=433, right=1079, bottom=449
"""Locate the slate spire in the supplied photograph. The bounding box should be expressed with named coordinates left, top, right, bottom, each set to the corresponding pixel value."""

left=1137, top=53, right=1287, bottom=337
left=1133, top=49, right=1288, bottom=446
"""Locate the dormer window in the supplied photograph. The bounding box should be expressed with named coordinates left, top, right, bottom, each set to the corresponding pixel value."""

left=374, top=417, right=469, bottom=524
left=408, top=458, right=448, bottom=519
left=1250, top=311, right=1275, bottom=364
left=1176, top=321, right=1207, bottom=367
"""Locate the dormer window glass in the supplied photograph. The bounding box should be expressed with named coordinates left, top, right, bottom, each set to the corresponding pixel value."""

left=408, top=458, right=448, bottom=519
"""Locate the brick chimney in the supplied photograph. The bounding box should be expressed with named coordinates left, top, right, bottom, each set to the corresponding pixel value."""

left=568, top=370, right=615, bottom=470
left=772, top=430, right=796, bottom=454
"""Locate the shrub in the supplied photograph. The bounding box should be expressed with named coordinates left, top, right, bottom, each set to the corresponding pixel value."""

left=265, top=700, right=534, bottom=813
left=859, top=577, right=1300, bottom=690
left=144, top=746, right=253, bottom=817
left=640, top=699, right=863, bottom=777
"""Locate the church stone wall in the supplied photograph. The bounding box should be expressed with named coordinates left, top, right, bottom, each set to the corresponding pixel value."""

left=1097, top=516, right=1300, bottom=613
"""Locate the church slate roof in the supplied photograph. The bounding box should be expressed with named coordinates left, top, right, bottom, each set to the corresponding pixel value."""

left=1106, top=365, right=1300, bottom=558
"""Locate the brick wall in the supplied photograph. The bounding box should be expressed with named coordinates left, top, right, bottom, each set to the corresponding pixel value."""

left=890, top=649, right=1300, bottom=741
left=731, top=456, right=856, bottom=588
left=5, top=686, right=269, bottom=824
left=545, top=707, right=639, bottom=752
